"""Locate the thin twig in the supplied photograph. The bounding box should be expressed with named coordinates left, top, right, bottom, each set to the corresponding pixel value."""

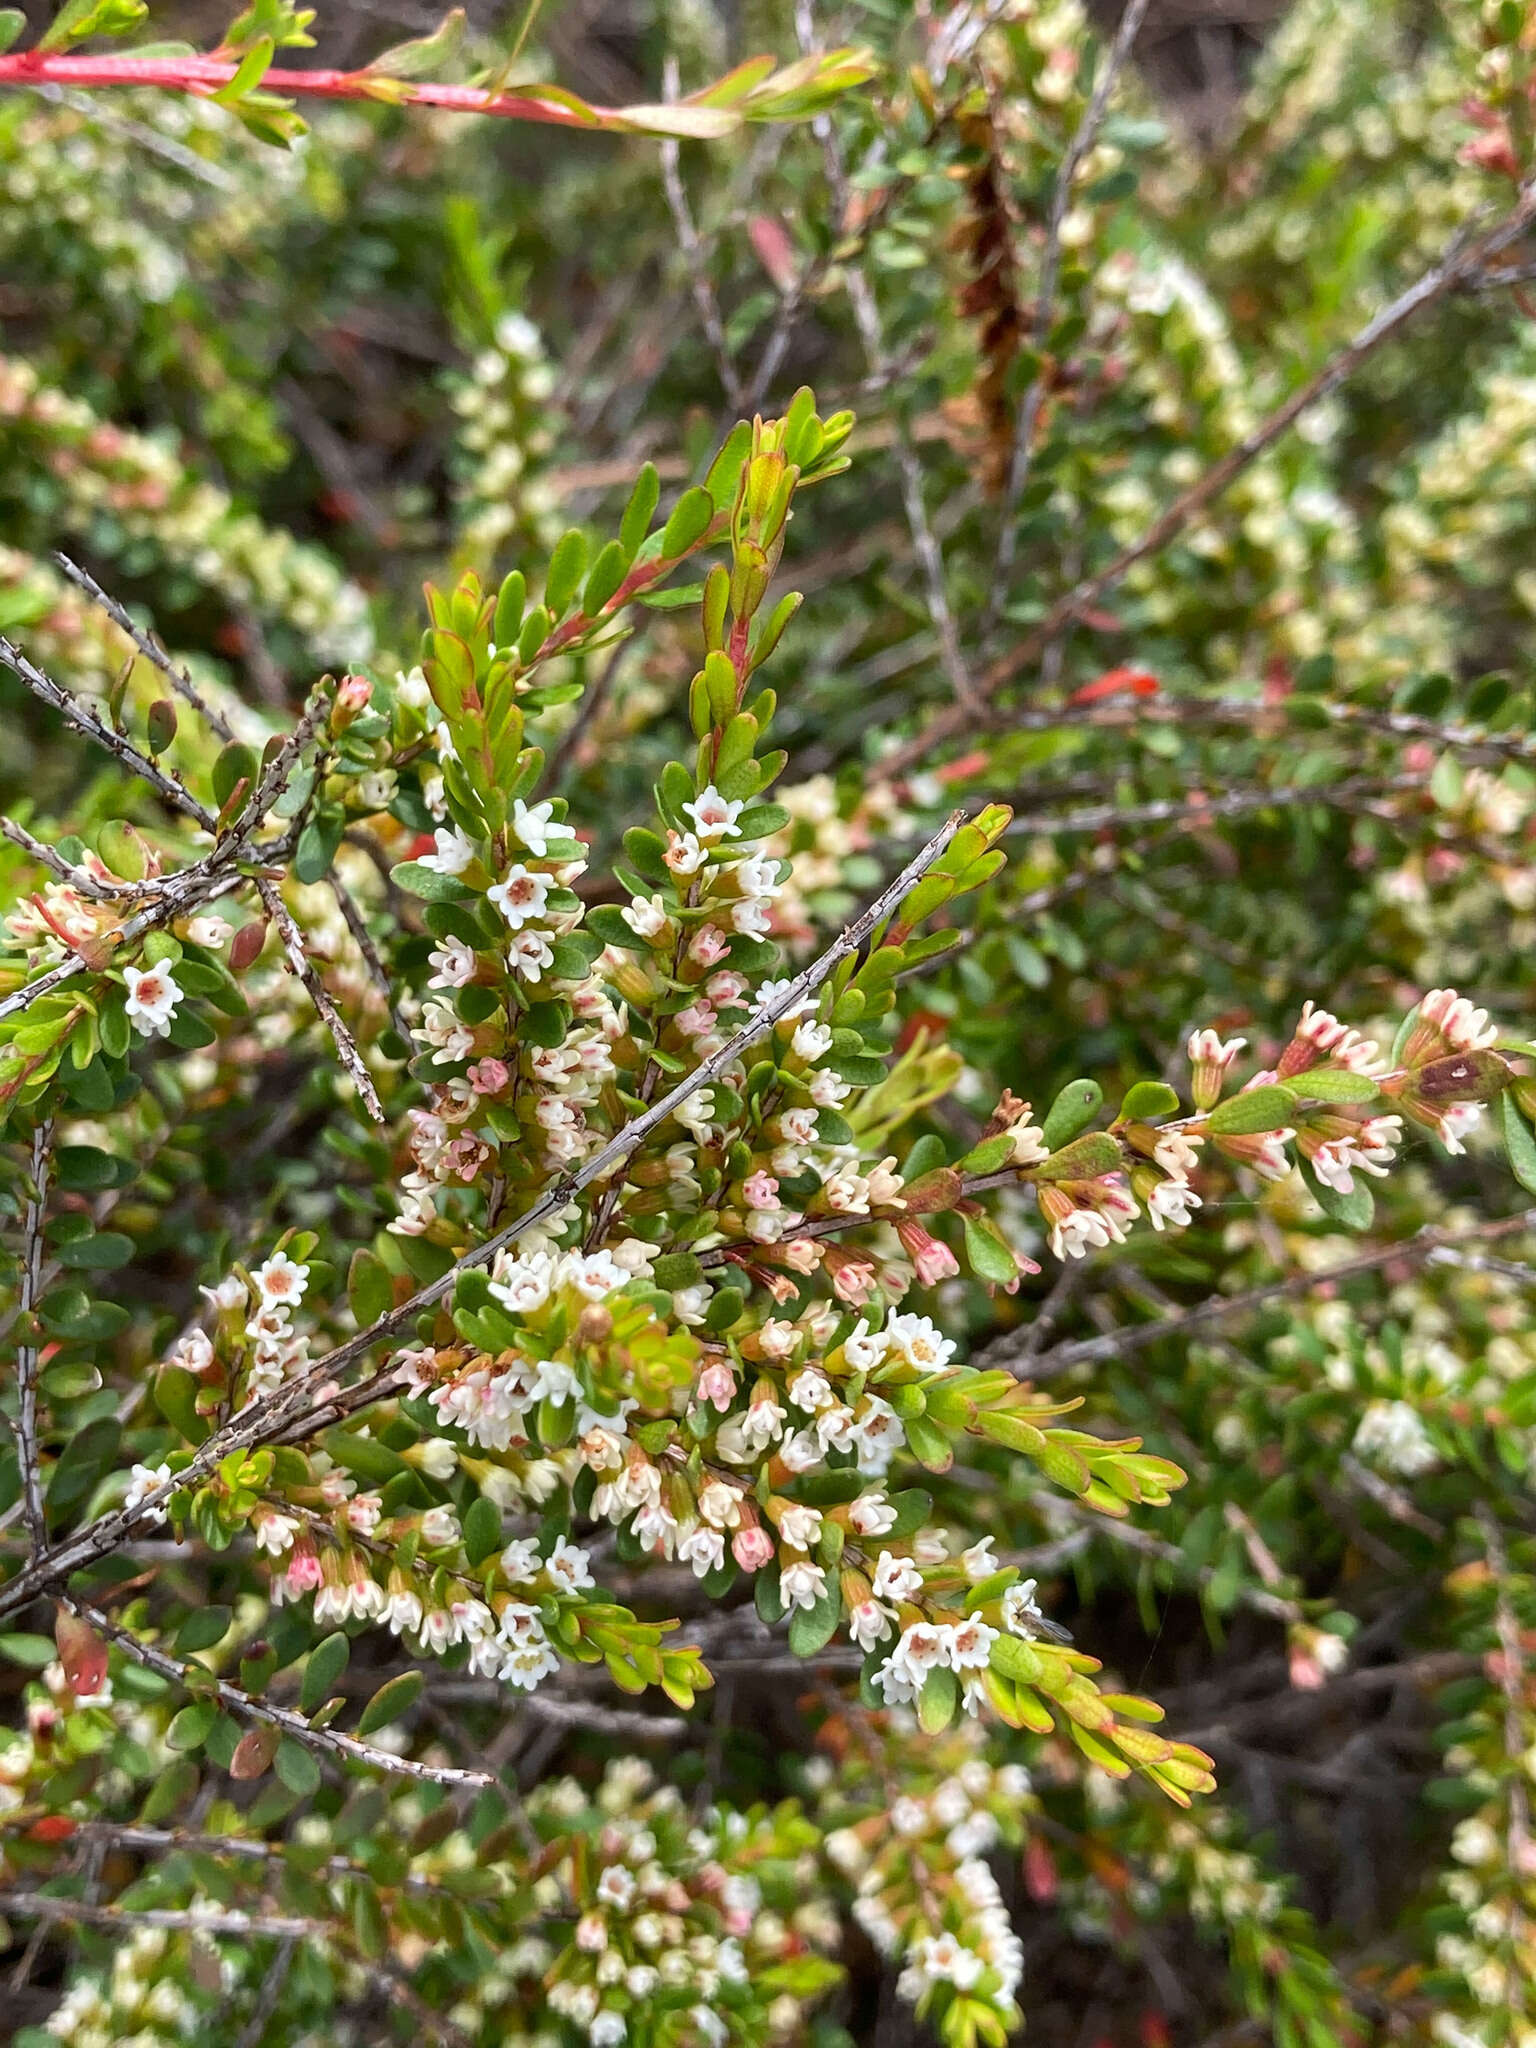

left=1, top=633, right=216, bottom=830
left=255, top=879, right=385, bottom=1124
left=660, top=58, right=743, bottom=411
left=1475, top=1505, right=1535, bottom=1958
left=235, top=1936, right=297, bottom=2048
left=982, top=1209, right=1536, bottom=1375
left=881, top=173, right=1536, bottom=779
left=77, top=1603, right=495, bottom=1786
left=0, top=1892, right=318, bottom=1938
left=0, top=817, right=135, bottom=899
left=14, top=1118, right=55, bottom=1554
left=986, top=0, right=1154, bottom=628
left=814, top=107, right=979, bottom=714
left=0, top=816, right=966, bottom=1617
left=51, top=554, right=240, bottom=745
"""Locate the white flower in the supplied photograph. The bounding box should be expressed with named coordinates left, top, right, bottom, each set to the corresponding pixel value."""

left=849, top=1598, right=896, bottom=1650
left=1149, top=1178, right=1201, bottom=1230
left=849, top=1493, right=897, bottom=1538
left=421, top=826, right=475, bottom=875
left=872, top=1552, right=922, bottom=1602
left=427, top=935, right=477, bottom=989
left=809, top=1070, right=851, bottom=1107
left=787, top=1368, right=833, bottom=1413
left=416, top=1437, right=459, bottom=1482
left=546, top=1536, right=594, bottom=1593
left=122, top=963, right=183, bottom=1038
left=186, top=915, right=231, bottom=948
left=487, top=864, right=553, bottom=930
left=731, top=895, right=773, bottom=937
left=420, top=1505, right=461, bottom=1547
left=779, top=1560, right=828, bottom=1611
left=755, top=978, right=816, bottom=1022
left=1002, top=1578, right=1047, bottom=1638
left=791, top=1018, right=833, bottom=1062
left=122, top=1462, right=173, bottom=1522
left=960, top=1537, right=997, bottom=1580
left=1353, top=1398, right=1437, bottom=1476
left=500, top=1536, right=543, bottom=1582
left=566, top=1249, right=628, bottom=1302
left=253, top=1251, right=308, bottom=1309
left=510, top=929, right=555, bottom=982
left=678, top=1525, right=726, bottom=1578
left=682, top=785, right=745, bottom=842
left=777, top=1505, right=823, bottom=1550
left=622, top=893, right=670, bottom=940
left=511, top=798, right=560, bottom=856
left=842, top=1320, right=890, bottom=1371
left=884, top=1313, right=956, bottom=1372
left=597, top=1863, right=636, bottom=1909
left=733, top=854, right=782, bottom=898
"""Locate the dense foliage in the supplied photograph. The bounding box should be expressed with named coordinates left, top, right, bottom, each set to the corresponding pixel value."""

left=4, top=2, right=1536, bottom=2045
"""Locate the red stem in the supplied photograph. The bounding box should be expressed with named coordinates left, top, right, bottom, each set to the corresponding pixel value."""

left=0, top=50, right=623, bottom=125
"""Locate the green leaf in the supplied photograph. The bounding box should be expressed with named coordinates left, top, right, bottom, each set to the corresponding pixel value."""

left=1119, top=1080, right=1181, bottom=1122
left=1041, top=1079, right=1103, bottom=1150
left=463, top=1494, right=502, bottom=1565
left=166, top=1700, right=219, bottom=1752
left=54, top=1230, right=133, bottom=1270
left=917, top=1664, right=958, bottom=1733
left=787, top=1575, right=842, bottom=1657
left=274, top=1735, right=322, bottom=1796
left=0, top=1633, right=59, bottom=1669
left=348, top=1248, right=393, bottom=1329
left=1032, top=1132, right=1121, bottom=1182
left=1206, top=1084, right=1296, bottom=1136
left=155, top=1364, right=208, bottom=1445
left=212, top=740, right=259, bottom=810
left=544, top=528, right=589, bottom=617
left=361, top=5, right=465, bottom=77
left=659, top=485, right=715, bottom=558
left=358, top=1670, right=423, bottom=1737
left=1304, top=1165, right=1374, bottom=1231
left=0, top=11, right=26, bottom=53
left=301, top=1632, right=350, bottom=1714
left=1500, top=1092, right=1536, bottom=1196
left=963, top=1214, right=1018, bottom=1286
left=391, top=860, right=470, bottom=901
left=1290, top=1068, right=1380, bottom=1105
left=175, top=1607, right=232, bottom=1655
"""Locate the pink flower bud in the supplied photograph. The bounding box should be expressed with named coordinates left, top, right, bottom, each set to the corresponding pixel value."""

left=896, top=1218, right=960, bottom=1286
left=697, top=1360, right=737, bottom=1411
left=732, top=1525, right=775, bottom=1572
left=467, top=1057, right=509, bottom=1095
left=688, top=925, right=731, bottom=967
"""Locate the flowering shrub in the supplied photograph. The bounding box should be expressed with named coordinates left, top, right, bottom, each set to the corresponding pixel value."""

left=5, top=1, right=1536, bottom=2044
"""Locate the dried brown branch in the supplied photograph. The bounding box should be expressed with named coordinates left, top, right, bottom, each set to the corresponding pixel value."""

left=255, top=879, right=386, bottom=1124
left=51, top=553, right=240, bottom=746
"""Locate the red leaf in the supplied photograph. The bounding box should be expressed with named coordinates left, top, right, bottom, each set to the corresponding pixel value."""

left=54, top=1608, right=108, bottom=1701
left=230, top=1724, right=280, bottom=1780
left=747, top=214, right=797, bottom=294
left=1069, top=666, right=1159, bottom=706
left=27, top=1815, right=78, bottom=1843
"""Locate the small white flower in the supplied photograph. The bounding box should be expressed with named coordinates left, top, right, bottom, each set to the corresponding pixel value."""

left=682, top=785, right=745, bottom=842
left=545, top=1536, right=595, bottom=1593
left=872, top=1552, right=922, bottom=1602
left=122, top=1462, right=173, bottom=1523
left=511, top=798, right=560, bottom=856
left=1002, top=1578, right=1047, bottom=1638
left=791, top=1018, right=833, bottom=1062
left=421, top=826, right=476, bottom=876
left=486, top=864, right=553, bottom=930
left=777, top=1505, right=823, bottom=1550
left=621, top=893, right=670, bottom=940
left=252, top=1251, right=308, bottom=1309
left=420, top=1505, right=461, bottom=1547
left=122, top=963, right=183, bottom=1039
left=779, top=1560, right=828, bottom=1611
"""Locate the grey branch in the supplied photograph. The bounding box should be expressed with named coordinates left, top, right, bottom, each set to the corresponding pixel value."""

left=13, top=1118, right=55, bottom=1554
left=77, top=1603, right=495, bottom=1787
left=987, top=0, right=1154, bottom=626
left=1, top=633, right=216, bottom=831
left=0, top=1891, right=319, bottom=1939
left=256, top=879, right=386, bottom=1124
left=51, top=553, right=240, bottom=746
left=0, top=814, right=965, bottom=1618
